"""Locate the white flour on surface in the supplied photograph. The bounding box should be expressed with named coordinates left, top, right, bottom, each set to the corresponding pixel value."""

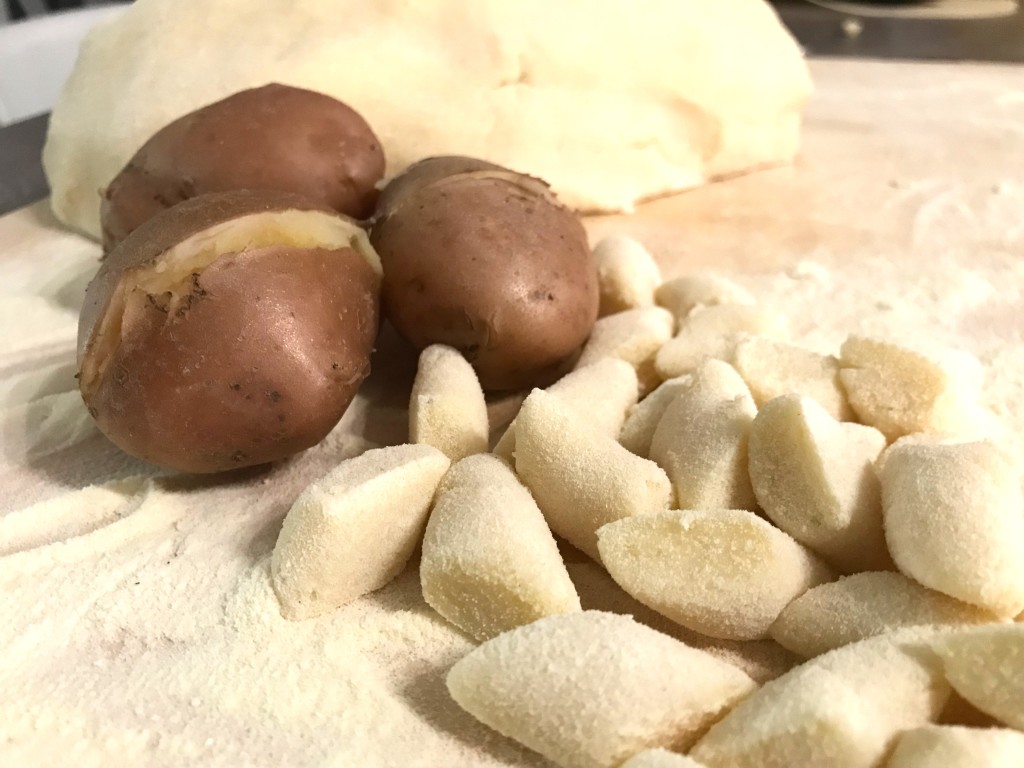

left=2, top=59, right=1024, bottom=766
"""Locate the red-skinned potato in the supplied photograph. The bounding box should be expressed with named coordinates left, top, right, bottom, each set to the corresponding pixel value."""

left=78, top=190, right=382, bottom=473
left=370, top=156, right=598, bottom=391
left=100, top=84, right=385, bottom=252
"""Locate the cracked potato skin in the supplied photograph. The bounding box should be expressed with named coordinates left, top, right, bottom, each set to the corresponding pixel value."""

left=370, top=159, right=598, bottom=391
left=100, top=83, right=385, bottom=251
left=79, top=191, right=380, bottom=473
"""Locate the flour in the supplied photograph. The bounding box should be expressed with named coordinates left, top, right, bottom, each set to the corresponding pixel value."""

left=3, top=58, right=1024, bottom=766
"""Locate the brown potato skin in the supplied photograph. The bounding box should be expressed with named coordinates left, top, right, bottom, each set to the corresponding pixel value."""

left=80, top=189, right=342, bottom=358
left=100, top=84, right=385, bottom=251
left=79, top=191, right=380, bottom=473
left=370, top=163, right=598, bottom=390
left=373, top=156, right=506, bottom=217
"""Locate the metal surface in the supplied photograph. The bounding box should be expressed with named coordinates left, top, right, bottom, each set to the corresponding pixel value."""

left=775, top=0, right=1024, bottom=60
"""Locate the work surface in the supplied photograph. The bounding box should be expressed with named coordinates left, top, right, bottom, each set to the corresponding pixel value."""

left=1, top=58, right=1023, bottom=766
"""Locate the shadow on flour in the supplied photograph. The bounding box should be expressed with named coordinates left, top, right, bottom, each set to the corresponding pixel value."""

left=398, top=665, right=552, bottom=767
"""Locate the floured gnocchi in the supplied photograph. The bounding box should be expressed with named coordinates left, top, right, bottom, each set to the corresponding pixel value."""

left=420, top=454, right=580, bottom=641
left=446, top=611, right=756, bottom=768
left=597, top=509, right=831, bottom=640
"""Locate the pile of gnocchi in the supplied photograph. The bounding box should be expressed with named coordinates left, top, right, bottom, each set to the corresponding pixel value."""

left=270, top=235, right=1024, bottom=768
left=67, top=80, right=1023, bottom=768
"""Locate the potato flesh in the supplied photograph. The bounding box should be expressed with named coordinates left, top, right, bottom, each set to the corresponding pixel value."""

left=445, top=611, right=756, bottom=768
left=513, top=389, right=672, bottom=561
left=770, top=572, right=1001, bottom=658
left=81, top=209, right=378, bottom=399
left=690, top=631, right=952, bottom=768
left=733, top=336, right=853, bottom=421
left=271, top=444, right=450, bottom=620
left=881, top=439, right=1024, bottom=617
left=649, top=359, right=758, bottom=511
left=597, top=509, right=832, bottom=641
left=493, top=357, right=638, bottom=462
left=748, top=394, right=889, bottom=573
left=592, top=236, right=663, bottom=316
left=838, top=335, right=986, bottom=441
left=934, top=624, right=1024, bottom=730
left=409, top=344, right=488, bottom=461
left=420, top=454, right=580, bottom=641
left=888, top=724, right=1024, bottom=768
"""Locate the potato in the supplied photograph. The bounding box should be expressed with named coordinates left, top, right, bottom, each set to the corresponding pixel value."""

left=513, top=389, right=673, bottom=561
left=770, top=572, right=1001, bottom=659
left=888, top=725, right=1024, bottom=768
left=690, top=630, right=952, bottom=768
left=409, top=344, right=488, bottom=461
left=420, top=454, right=580, bottom=641
left=271, top=443, right=450, bottom=620
left=446, top=611, right=757, bottom=768
left=78, top=190, right=381, bottom=473
left=649, top=359, right=758, bottom=511
left=597, top=509, right=832, bottom=641
left=839, top=335, right=986, bottom=441
left=933, top=624, right=1024, bottom=730
left=748, top=394, right=889, bottom=573
left=493, top=357, right=638, bottom=462
left=100, top=84, right=385, bottom=251
left=881, top=438, right=1024, bottom=617
left=371, top=156, right=598, bottom=390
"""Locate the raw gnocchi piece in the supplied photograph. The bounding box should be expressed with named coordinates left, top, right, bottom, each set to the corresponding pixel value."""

left=493, top=358, right=638, bottom=462
left=619, top=749, right=707, bottom=768
left=597, top=509, right=832, bottom=641
left=690, top=630, right=952, bottom=768
left=574, top=306, right=675, bottom=394
left=271, top=444, right=450, bottom=619
left=409, top=344, right=488, bottom=461
left=654, top=273, right=755, bottom=328
left=446, top=611, right=757, bottom=768
left=618, top=375, right=692, bottom=458
left=933, top=624, right=1024, bottom=730
left=420, top=454, right=581, bottom=641
left=748, top=394, right=889, bottom=573
left=654, top=303, right=784, bottom=379
left=649, top=359, right=758, bottom=511
left=770, top=572, right=1001, bottom=658
left=838, top=336, right=985, bottom=441
left=732, top=336, right=853, bottom=421
left=888, top=725, right=1024, bottom=768
left=881, top=439, right=1024, bottom=617
left=592, top=236, right=662, bottom=316
left=514, top=389, right=673, bottom=561
left=565, top=559, right=800, bottom=684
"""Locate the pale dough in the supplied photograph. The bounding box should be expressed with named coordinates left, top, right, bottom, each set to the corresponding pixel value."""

left=43, top=0, right=811, bottom=239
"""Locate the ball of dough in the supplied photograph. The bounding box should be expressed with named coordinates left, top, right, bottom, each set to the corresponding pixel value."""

left=43, top=0, right=811, bottom=239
